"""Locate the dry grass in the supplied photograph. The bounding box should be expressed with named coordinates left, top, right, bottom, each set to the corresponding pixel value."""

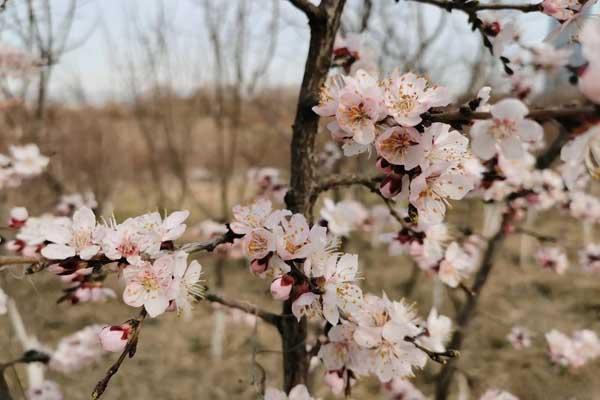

left=1, top=201, right=599, bottom=400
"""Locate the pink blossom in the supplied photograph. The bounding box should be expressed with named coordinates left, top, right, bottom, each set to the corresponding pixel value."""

left=470, top=99, right=543, bottom=160
left=242, top=228, right=276, bottom=259
left=535, top=246, right=569, bottom=274
left=99, top=324, right=132, bottom=353
left=41, top=207, right=100, bottom=261
left=579, top=244, right=600, bottom=273
left=9, top=144, right=49, bottom=177
left=49, top=325, right=105, bottom=373
left=335, top=70, right=386, bottom=145
left=270, top=275, right=294, bottom=301
left=507, top=326, right=532, bottom=350
left=383, top=378, right=426, bottom=400
left=122, top=256, right=175, bottom=317
left=384, top=71, right=450, bottom=127
left=231, top=198, right=290, bottom=235
left=320, top=198, right=368, bottom=237
left=274, top=214, right=326, bottom=260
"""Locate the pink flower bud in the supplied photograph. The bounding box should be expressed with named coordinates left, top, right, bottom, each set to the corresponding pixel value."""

left=99, top=324, right=132, bottom=353
left=375, top=157, right=393, bottom=174
left=250, top=257, right=269, bottom=274
left=47, top=263, right=65, bottom=274
left=270, top=275, right=294, bottom=301
left=8, top=207, right=28, bottom=228
left=324, top=371, right=346, bottom=395
left=379, top=176, right=403, bottom=199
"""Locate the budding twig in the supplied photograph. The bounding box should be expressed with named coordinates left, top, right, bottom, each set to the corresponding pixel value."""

left=405, top=0, right=542, bottom=13
left=91, top=309, right=147, bottom=400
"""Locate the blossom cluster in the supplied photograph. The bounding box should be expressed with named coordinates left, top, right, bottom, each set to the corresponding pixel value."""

left=5, top=206, right=203, bottom=321
left=232, top=198, right=453, bottom=387
left=545, top=329, right=600, bottom=369
left=0, top=144, right=49, bottom=190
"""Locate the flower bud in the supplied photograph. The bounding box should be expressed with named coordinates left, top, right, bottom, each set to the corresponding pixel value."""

left=375, top=157, right=393, bottom=174
left=270, top=274, right=294, bottom=301
left=99, top=324, right=132, bottom=353
left=8, top=207, right=28, bottom=228
left=379, top=176, right=403, bottom=199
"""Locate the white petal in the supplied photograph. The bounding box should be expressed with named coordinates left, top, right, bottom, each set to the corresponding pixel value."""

left=41, top=244, right=76, bottom=260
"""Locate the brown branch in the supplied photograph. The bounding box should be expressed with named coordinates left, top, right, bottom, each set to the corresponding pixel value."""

left=287, top=0, right=321, bottom=19
left=427, top=104, right=599, bottom=124
left=405, top=0, right=542, bottom=13
left=91, top=309, right=147, bottom=400
left=204, top=292, right=280, bottom=326
left=405, top=335, right=460, bottom=364
left=0, top=256, right=41, bottom=267
left=179, top=230, right=237, bottom=254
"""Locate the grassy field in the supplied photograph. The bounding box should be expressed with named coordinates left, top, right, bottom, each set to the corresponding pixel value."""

left=1, top=202, right=599, bottom=400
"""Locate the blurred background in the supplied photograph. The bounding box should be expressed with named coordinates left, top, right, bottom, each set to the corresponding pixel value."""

left=0, top=0, right=599, bottom=399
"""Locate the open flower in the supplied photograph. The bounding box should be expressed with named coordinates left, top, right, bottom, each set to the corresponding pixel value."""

left=319, top=198, right=367, bottom=237
left=318, top=322, right=368, bottom=375
left=122, top=256, right=175, bottom=318
left=384, top=71, right=450, bottom=127
left=375, top=126, right=423, bottom=167
left=231, top=198, right=289, bottom=234
left=438, top=242, right=476, bottom=288
left=274, top=214, right=326, bottom=260
left=507, top=326, right=532, bottom=350
left=409, top=164, right=474, bottom=226
left=41, top=207, right=100, bottom=260
left=560, top=124, right=600, bottom=189
left=170, top=252, right=203, bottom=319
left=416, top=308, right=452, bottom=353
left=470, top=99, right=543, bottom=160
left=335, top=69, right=386, bottom=145
left=416, top=123, right=470, bottom=170
left=242, top=228, right=276, bottom=259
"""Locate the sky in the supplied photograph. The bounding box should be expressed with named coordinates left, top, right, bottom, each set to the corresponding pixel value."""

left=2, top=0, right=597, bottom=105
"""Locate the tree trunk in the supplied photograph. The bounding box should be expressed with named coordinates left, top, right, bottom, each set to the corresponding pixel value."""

left=282, top=0, right=346, bottom=392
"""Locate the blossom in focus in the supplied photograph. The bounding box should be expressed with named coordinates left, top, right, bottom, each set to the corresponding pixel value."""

left=99, top=324, right=132, bottom=353
left=318, top=322, right=368, bottom=375
left=41, top=207, right=100, bottom=260
left=270, top=275, right=294, bottom=301
left=470, top=99, right=543, bottom=160
left=26, top=380, right=63, bottom=400
left=507, top=326, right=532, bottom=350
left=170, top=252, right=203, bottom=319
left=231, top=198, right=289, bottom=235
left=352, top=294, right=426, bottom=382
left=321, top=253, right=363, bottom=325
left=335, top=69, right=386, bottom=145
left=122, top=256, right=175, bottom=317
left=535, top=246, right=569, bottom=274
left=274, top=214, right=326, bottom=260
left=383, top=71, right=450, bottom=127
left=409, top=163, right=474, bottom=226
left=291, top=292, right=322, bottom=321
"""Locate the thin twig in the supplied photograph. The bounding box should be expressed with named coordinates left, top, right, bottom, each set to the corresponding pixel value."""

left=404, top=335, right=459, bottom=364
left=91, top=309, right=147, bottom=400
left=405, top=0, right=542, bottom=14
left=179, top=230, right=237, bottom=254
left=204, top=292, right=280, bottom=326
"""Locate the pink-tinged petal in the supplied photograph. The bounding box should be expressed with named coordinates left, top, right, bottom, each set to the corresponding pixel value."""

left=470, top=129, right=497, bottom=160
left=342, top=141, right=369, bottom=156
left=264, top=388, right=287, bottom=400
left=270, top=275, right=293, bottom=301
left=353, top=326, right=383, bottom=348
left=45, top=225, right=72, bottom=245
left=163, top=224, right=186, bottom=241
left=561, top=132, right=591, bottom=165
left=72, top=207, right=96, bottom=230
left=122, top=283, right=145, bottom=307
left=352, top=122, right=376, bottom=145
left=229, top=222, right=251, bottom=235
left=491, top=98, right=529, bottom=120
left=500, top=136, right=525, bottom=159
left=79, top=245, right=100, bottom=260
left=322, top=289, right=340, bottom=325
left=163, top=210, right=190, bottom=229
left=99, top=326, right=129, bottom=352
left=144, top=295, right=170, bottom=318
left=517, top=119, right=544, bottom=143
left=288, top=384, right=312, bottom=400
left=41, top=244, right=75, bottom=260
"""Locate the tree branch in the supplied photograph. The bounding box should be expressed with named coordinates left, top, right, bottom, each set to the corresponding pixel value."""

left=287, top=0, right=321, bottom=20
left=427, top=104, right=599, bottom=124
left=179, top=229, right=238, bottom=254
left=404, top=0, right=542, bottom=13
left=204, top=292, right=281, bottom=326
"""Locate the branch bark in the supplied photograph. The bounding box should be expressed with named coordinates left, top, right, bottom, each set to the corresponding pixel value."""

left=282, top=0, right=346, bottom=393
left=204, top=292, right=280, bottom=326
left=405, top=0, right=542, bottom=13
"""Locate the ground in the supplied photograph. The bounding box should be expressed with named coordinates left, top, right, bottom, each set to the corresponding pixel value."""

left=1, top=201, right=599, bottom=400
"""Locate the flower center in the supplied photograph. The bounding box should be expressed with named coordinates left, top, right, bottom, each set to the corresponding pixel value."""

left=490, top=118, right=517, bottom=139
